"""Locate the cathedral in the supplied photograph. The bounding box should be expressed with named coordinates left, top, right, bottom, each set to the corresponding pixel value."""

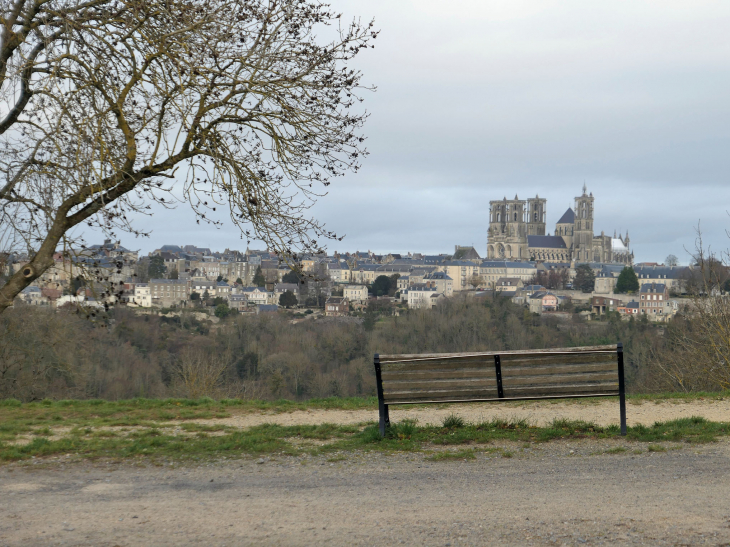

left=486, top=186, right=633, bottom=264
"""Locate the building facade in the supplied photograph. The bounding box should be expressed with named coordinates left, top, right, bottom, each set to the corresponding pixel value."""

left=344, top=285, right=369, bottom=303
left=639, top=283, right=669, bottom=319
left=149, top=279, right=189, bottom=307
left=325, top=296, right=349, bottom=316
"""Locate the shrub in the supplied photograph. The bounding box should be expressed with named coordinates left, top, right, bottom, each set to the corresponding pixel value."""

left=443, top=413, right=465, bottom=429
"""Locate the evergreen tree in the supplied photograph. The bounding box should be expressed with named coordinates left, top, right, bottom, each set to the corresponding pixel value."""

left=615, top=267, right=639, bottom=293
left=169, top=268, right=179, bottom=279
left=214, top=303, right=233, bottom=318
left=148, top=255, right=167, bottom=279
left=253, top=266, right=266, bottom=287
left=371, top=275, right=392, bottom=296
left=574, top=264, right=595, bottom=293
left=282, top=270, right=301, bottom=284
left=279, top=290, right=298, bottom=308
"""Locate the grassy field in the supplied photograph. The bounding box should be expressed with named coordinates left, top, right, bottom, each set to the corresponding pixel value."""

left=1, top=395, right=729, bottom=463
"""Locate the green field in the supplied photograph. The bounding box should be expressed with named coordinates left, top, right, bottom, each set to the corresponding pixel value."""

left=1, top=394, right=728, bottom=463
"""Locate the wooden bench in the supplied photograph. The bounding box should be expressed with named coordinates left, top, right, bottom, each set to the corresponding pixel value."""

left=374, top=343, right=626, bottom=437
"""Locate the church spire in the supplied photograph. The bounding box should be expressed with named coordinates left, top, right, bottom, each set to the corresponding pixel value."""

left=582, top=182, right=587, bottom=195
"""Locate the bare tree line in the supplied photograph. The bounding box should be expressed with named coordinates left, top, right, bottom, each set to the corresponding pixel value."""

left=0, top=295, right=679, bottom=402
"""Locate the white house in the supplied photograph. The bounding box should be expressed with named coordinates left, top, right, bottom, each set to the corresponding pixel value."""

left=133, top=283, right=151, bottom=307
left=407, top=284, right=440, bottom=309
left=343, top=285, right=369, bottom=303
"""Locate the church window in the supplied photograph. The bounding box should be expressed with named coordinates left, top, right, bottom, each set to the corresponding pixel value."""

left=534, top=212, right=538, bottom=221
left=514, top=212, right=517, bottom=221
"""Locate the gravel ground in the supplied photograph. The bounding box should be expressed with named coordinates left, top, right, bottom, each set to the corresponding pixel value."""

left=195, top=398, right=730, bottom=428
left=2, top=438, right=730, bottom=546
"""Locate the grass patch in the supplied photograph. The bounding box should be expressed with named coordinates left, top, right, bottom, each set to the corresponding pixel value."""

left=604, top=446, right=627, bottom=454
left=426, top=449, right=476, bottom=461
left=1, top=396, right=729, bottom=464
left=442, top=413, right=466, bottom=429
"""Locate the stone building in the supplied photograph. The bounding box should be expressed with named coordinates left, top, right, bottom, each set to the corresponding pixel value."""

left=487, top=186, right=633, bottom=264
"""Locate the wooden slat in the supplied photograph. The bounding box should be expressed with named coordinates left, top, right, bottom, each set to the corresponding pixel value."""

left=503, top=383, right=618, bottom=397
left=499, top=353, right=614, bottom=367
left=378, top=345, right=617, bottom=362
left=385, top=393, right=617, bottom=405
left=383, top=379, right=497, bottom=391
left=500, top=362, right=617, bottom=377
left=383, top=388, right=499, bottom=403
left=381, top=369, right=495, bottom=381
left=382, top=359, right=493, bottom=373
left=381, top=354, right=618, bottom=374
left=385, top=395, right=502, bottom=404
left=502, top=372, right=618, bottom=387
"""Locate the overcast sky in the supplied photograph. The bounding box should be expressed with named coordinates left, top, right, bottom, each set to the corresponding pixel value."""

left=123, top=0, right=730, bottom=264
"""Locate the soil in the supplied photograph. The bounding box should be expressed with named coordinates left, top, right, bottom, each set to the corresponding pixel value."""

left=1, top=440, right=730, bottom=546
left=199, top=397, right=730, bottom=429
left=1, top=399, right=729, bottom=546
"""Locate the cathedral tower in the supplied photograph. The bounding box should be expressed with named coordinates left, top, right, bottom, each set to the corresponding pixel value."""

left=573, top=184, right=595, bottom=261
left=487, top=196, right=527, bottom=259
left=526, top=195, right=546, bottom=236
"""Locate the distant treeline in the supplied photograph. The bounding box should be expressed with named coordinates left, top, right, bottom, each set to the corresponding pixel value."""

left=0, top=296, right=702, bottom=401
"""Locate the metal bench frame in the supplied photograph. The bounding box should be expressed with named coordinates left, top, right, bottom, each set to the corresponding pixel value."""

left=374, top=343, right=626, bottom=437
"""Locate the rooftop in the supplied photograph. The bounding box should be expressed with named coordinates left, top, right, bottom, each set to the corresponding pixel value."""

left=556, top=208, right=575, bottom=225
left=527, top=235, right=567, bottom=249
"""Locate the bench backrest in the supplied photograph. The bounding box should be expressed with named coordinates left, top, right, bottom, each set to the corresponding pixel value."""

left=376, top=345, right=621, bottom=405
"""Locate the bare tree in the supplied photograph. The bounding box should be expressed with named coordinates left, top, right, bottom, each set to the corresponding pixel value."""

left=665, top=254, right=679, bottom=267
left=0, top=0, right=376, bottom=314
left=650, top=228, right=730, bottom=391
left=468, top=274, right=483, bottom=290
left=174, top=348, right=230, bottom=399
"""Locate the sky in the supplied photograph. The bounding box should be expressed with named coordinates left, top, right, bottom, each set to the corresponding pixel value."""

left=122, top=0, right=730, bottom=264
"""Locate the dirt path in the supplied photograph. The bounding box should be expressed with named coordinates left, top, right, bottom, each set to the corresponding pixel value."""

left=2, top=440, right=730, bottom=546
left=197, top=398, right=730, bottom=429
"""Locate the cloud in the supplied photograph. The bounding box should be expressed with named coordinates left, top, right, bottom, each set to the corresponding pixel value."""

left=112, top=0, right=730, bottom=263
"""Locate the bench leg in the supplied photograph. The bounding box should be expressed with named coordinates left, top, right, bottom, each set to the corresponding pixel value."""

left=374, top=353, right=390, bottom=437
left=379, top=401, right=390, bottom=437
left=618, top=343, right=627, bottom=436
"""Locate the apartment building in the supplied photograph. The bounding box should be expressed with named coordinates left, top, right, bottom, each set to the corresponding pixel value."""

left=422, top=271, right=454, bottom=297
left=639, top=283, right=669, bottom=318
left=479, top=261, right=537, bottom=285
left=438, top=261, right=481, bottom=291
left=149, top=279, right=189, bottom=307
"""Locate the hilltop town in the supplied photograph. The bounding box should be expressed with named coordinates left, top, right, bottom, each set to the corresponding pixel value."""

left=4, top=187, right=690, bottom=323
